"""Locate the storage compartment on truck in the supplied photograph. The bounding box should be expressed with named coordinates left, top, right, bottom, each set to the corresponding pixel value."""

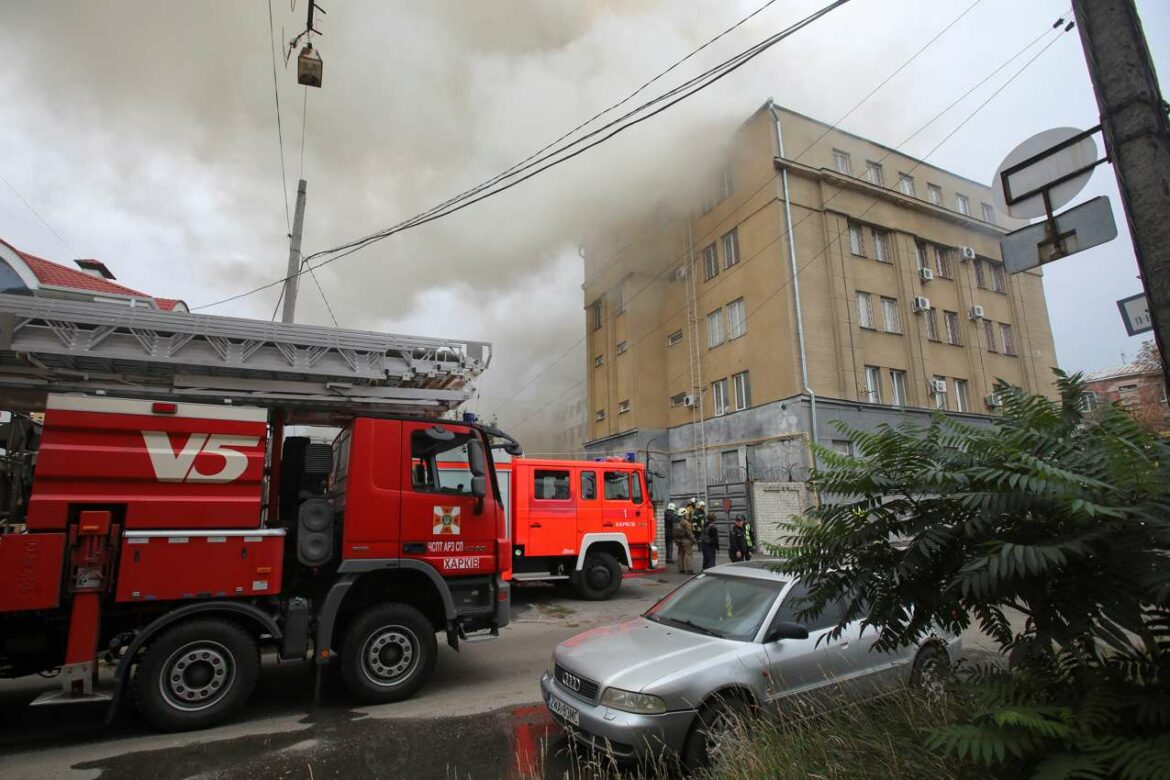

left=114, top=529, right=285, bottom=603
left=0, top=533, right=66, bottom=613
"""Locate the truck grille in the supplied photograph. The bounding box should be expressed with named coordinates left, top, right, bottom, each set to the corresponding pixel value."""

left=554, top=664, right=600, bottom=702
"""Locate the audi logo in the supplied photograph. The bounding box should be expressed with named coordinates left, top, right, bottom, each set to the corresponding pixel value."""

left=560, top=671, right=582, bottom=692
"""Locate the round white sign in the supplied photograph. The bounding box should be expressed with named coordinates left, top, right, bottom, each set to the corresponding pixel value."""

left=992, top=127, right=1098, bottom=220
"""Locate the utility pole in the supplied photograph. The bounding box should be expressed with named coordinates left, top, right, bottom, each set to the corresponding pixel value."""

left=1072, top=0, right=1170, bottom=387
left=281, top=179, right=307, bottom=324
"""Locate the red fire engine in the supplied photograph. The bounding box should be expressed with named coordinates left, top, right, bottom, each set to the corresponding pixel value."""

left=443, top=457, right=657, bottom=600
left=0, top=294, right=516, bottom=730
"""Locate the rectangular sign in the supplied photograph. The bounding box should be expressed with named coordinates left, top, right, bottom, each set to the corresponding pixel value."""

left=1117, top=293, right=1153, bottom=336
left=1001, top=196, right=1118, bottom=274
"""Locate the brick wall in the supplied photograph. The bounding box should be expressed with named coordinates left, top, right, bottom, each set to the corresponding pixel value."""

left=751, top=481, right=811, bottom=551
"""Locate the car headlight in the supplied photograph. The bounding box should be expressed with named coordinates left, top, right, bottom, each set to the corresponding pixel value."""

left=601, top=687, right=667, bottom=715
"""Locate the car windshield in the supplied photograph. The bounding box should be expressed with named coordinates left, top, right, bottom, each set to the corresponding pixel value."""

left=645, top=573, right=785, bottom=641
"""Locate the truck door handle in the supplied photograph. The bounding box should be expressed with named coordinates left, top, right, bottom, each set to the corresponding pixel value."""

left=603, top=522, right=614, bottom=528
left=635, top=510, right=641, bottom=517
left=529, top=523, right=542, bottom=528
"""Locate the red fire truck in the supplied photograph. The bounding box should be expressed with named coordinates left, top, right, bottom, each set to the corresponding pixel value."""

left=0, top=294, right=516, bottom=731
left=452, top=456, right=657, bottom=600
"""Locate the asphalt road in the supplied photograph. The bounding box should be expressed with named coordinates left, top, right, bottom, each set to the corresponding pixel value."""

left=0, top=570, right=690, bottom=780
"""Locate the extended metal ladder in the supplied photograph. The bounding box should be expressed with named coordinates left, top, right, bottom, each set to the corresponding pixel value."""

left=684, top=221, right=710, bottom=505
left=0, top=294, right=490, bottom=417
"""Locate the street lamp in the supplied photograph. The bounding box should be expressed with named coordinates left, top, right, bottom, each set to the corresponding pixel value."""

left=298, top=44, right=323, bottom=87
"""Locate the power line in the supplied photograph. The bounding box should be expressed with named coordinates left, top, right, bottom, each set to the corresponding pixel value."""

left=266, top=0, right=292, bottom=235
left=189, top=0, right=855, bottom=311
left=0, top=171, right=79, bottom=258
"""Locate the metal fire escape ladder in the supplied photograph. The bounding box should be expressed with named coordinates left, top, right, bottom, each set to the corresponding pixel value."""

left=684, top=220, right=710, bottom=505
left=0, top=294, right=490, bottom=417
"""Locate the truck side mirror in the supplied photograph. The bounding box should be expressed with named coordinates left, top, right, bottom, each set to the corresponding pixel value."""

left=765, top=621, right=809, bottom=642
left=468, top=440, right=486, bottom=477
left=471, top=475, right=486, bottom=498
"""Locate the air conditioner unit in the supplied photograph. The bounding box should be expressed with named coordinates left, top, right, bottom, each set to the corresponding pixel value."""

left=930, top=379, right=948, bottom=394
left=912, top=296, right=931, bottom=313
left=919, top=267, right=935, bottom=282
left=969, top=304, right=986, bottom=321
left=683, top=394, right=696, bottom=408
left=959, top=246, right=977, bottom=262
left=985, top=392, right=1003, bottom=408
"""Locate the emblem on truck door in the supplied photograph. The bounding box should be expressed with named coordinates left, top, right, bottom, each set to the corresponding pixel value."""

left=142, top=431, right=260, bottom=484
left=433, top=506, right=461, bottom=535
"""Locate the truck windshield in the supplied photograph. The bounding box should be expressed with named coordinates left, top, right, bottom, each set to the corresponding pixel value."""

left=645, top=574, right=785, bottom=641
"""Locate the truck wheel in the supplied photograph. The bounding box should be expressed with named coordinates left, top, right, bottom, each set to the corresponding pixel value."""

left=133, top=618, right=260, bottom=732
left=340, top=604, right=436, bottom=704
left=573, top=551, right=622, bottom=601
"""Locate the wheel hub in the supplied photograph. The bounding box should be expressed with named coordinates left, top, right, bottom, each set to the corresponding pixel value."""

left=362, top=627, right=417, bottom=686
left=160, top=642, right=235, bottom=712
left=586, top=563, right=611, bottom=589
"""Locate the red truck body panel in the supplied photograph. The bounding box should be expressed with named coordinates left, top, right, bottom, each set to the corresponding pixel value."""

left=115, top=531, right=285, bottom=603
left=28, top=397, right=268, bottom=531
left=0, top=532, right=66, bottom=613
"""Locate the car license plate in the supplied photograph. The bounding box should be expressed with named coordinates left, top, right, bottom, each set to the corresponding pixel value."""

left=548, top=693, right=580, bottom=726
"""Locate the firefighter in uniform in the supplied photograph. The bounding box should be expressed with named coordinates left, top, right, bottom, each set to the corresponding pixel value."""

left=676, top=511, right=695, bottom=574
left=663, top=502, right=678, bottom=564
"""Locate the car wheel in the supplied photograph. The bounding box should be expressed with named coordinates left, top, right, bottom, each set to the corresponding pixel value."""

left=910, top=643, right=951, bottom=699
left=572, top=552, right=621, bottom=601
left=340, top=604, right=437, bottom=704
left=681, top=696, right=753, bottom=770
left=133, top=618, right=260, bottom=732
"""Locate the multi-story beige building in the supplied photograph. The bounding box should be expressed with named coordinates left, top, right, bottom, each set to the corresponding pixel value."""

left=582, top=102, right=1059, bottom=509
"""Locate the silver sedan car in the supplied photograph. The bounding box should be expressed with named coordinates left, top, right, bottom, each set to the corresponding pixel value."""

left=540, top=560, right=959, bottom=768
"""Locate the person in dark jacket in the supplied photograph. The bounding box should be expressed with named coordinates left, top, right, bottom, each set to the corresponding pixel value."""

left=728, top=515, right=748, bottom=562
left=700, top=516, right=720, bottom=570
left=663, top=503, right=678, bottom=564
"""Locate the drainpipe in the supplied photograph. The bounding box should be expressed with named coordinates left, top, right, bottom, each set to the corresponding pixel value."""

left=768, top=100, right=818, bottom=471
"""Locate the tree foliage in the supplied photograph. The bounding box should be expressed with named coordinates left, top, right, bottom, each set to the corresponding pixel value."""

left=774, top=372, right=1170, bottom=778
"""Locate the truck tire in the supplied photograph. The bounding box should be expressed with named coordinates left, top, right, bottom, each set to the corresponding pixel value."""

left=573, top=551, right=622, bottom=601
left=340, top=604, right=437, bottom=704
left=133, top=618, right=260, bottom=732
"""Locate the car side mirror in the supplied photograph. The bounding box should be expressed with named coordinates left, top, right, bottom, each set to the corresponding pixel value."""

left=766, top=621, right=809, bottom=642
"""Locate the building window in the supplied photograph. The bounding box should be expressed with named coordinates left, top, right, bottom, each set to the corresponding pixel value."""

left=864, top=365, right=882, bottom=404
left=890, top=369, right=908, bottom=406
left=924, top=308, right=940, bottom=341
left=927, top=183, right=942, bottom=205
left=1119, top=384, right=1139, bottom=408
left=833, top=148, right=853, bottom=175
left=932, top=375, right=948, bottom=410
left=616, top=340, right=628, bottom=354
left=1080, top=391, right=1098, bottom=413
left=720, top=450, right=740, bottom=482
left=726, top=298, right=747, bottom=339
left=984, top=320, right=997, bottom=352
left=712, top=378, right=728, bottom=416
left=721, top=228, right=740, bottom=268
left=848, top=221, right=865, bottom=256
left=975, top=258, right=988, bottom=290
left=898, top=173, right=915, bottom=197
left=590, top=299, right=603, bottom=330
left=830, top=439, right=855, bottom=456
left=955, top=194, right=970, bottom=215
left=881, top=296, right=901, bottom=334
left=1000, top=323, right=1016, bottom=355
left=707, top=309, right=724, bottom=347
left=873, top=229, right=891, bottom=263
left=703, top=243, right=719, bottom=280
left=934, top=246, right=953, bottom=278
left=595, top=409, right=606, bottom=422
left=618, top=399, right=630, bottom=414
left=991, top=262, right=1007, bottom=293
left=670, top=392, right=687, bottom=407
left=915, top=241, right=929, bottom=270
left=718, top=163, right=734, bottom=202
left=732, top=370, right=751, bottom=411
left=981, top=202, right=996, bottom=224
left=944, top=310, right=962, bottom=345
left=865, top=160, right=884, bottom=186
left=856, top=291, right=875, bottom=329
left=670, top=458, right=687, bottom=492
left=667, top=329, right=683, bottom=346
left=954, top=378, right=970, bottom=412
left=612, top=283, right=625, bottom=315
left=593, top=354, right=604, bottom=368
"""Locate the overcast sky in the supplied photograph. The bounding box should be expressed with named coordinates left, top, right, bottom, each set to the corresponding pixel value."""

left=3, top=0, right=1168, bottom=437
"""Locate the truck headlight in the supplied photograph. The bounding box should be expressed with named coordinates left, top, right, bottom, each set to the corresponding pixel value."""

left=601, top=687, right=667, bottom=715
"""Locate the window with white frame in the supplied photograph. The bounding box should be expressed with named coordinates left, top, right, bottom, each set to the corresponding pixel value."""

left=595, top=409, right=606, bottom=422
left=590, top=299, right=603, bottom=330
left=718, top=163, right=734, bottom=202
left=721, top=228, right=740, bottom=269
left=1080, top=391, right=1098, bottom=413
left=881, top=297, right=901, bottom=334
left=707, top=309, right=724, bottom=347
left=890, top=369, right=908, bottom=406
left=618, top=399, right=630, bottom=414
left=848, top=221, right=865, bottom=256
left=667, top=329, right=683, bottom=346
left=732, top=370, right=751, bottom=411
left=927, top=183, right=942, bottom=205
left=955, top=194, right=970, bottom=215
left=612, top=283, right=625, bottom=314
left=830, top=439, right=855, bottom=456
left=593, top=354, right=604, bottom=368
left=935, top=246, right=953, bottom=278
left=616, top=340, right=628, bottom=354
left=916, top=241, right=929, bottom=270
left=981, top=202, right=996, bottom=224
left=873, top=229, right=891, bottom=262
left=898, top=173, right=915, bottom=196
left=1000, top=323, right=1016, bottom=355
left=856, top=291, right=875, bottom=329
left=712, top=378, right=728, bottom=416
left=932, top=375, right=948, bottom=410
left=991, top=262, right=1007, bottom=293
left=864, top=365, right=882, bottom=404
left=833, top=149, right=853, bottom=175
left=703, top=243, right=719, bottom=280
left=954, top=378, right=970, bottom=412
left=726, top=298, right=746, bottom=339
left=865, top=160, right=884, bottom=186
left=944, top=311, right=962, bottom=345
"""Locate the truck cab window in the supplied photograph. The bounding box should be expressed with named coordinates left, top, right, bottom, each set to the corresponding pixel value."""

left=631, top=472, right=643, bottom=504
left=534, top=469, right=570, bottom=500
left=580, top=470, right=596, bottom=500
left=412, top=430, right=478, bottom=495
left=603, top=471, right=630, bottom=501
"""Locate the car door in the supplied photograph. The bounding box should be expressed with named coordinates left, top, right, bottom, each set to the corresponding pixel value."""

left=760, top=584, right=854, bottom=706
